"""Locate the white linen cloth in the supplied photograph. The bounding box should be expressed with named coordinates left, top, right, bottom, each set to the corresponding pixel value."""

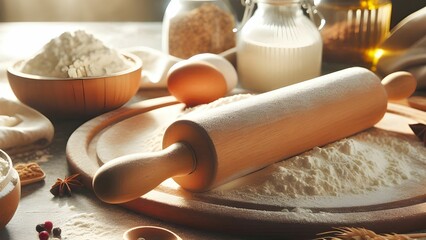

left=0, top=98, right=54, bottom=154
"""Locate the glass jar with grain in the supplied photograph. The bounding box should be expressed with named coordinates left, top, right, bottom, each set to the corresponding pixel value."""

left=162, top=0, right=237, bottom=59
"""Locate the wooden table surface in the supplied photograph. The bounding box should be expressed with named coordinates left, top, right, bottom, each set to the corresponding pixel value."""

left=0, top=22, right=425, bottom=240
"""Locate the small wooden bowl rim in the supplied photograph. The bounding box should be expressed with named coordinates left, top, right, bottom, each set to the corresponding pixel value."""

left=123, top=226, right=182, bottom=240
left=7, top=52, right=142, bottom=81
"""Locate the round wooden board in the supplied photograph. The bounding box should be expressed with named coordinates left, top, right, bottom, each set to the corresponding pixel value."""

left=66, top=96, right=426, bottom=239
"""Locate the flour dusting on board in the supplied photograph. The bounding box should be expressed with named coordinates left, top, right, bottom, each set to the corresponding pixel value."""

left=209, top=129, right=425, bottom=198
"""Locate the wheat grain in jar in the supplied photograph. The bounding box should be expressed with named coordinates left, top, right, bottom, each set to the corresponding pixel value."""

left=162, top=0, right=237, bottom=59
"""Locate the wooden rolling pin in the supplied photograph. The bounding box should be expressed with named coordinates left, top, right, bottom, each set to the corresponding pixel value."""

left=93, top=67, right=416, bottom=204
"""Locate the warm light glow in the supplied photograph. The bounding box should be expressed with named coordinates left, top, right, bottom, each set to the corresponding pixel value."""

left=374, top=48, right=384, bottom=60
left=162, top=179, right=181, bottom=190
left=370, top=48, right=385, bottom=71
left=360, top=0, right=380, bottom=10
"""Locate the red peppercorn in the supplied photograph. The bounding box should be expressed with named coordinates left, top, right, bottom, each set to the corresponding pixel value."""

left=44, top=221, right=53, bottom=233
left=38, top=231, right=49, bottom=240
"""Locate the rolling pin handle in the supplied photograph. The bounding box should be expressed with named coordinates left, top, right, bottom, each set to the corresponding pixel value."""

left=92, top=142, right=196, bottom=204
left=381, top=71, right=417, bottom=100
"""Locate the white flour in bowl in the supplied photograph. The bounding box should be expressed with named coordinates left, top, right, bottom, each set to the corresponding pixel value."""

left=0, top=155, right=16, bottom=198
left=0, top=157, right=9, bottom=183
left=21, top=30, right=133, bottom=78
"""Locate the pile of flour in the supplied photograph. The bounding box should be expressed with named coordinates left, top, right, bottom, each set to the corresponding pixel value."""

left=21, top=30, right=133, bottom=78
left=208, top=128, right=425, bottom=199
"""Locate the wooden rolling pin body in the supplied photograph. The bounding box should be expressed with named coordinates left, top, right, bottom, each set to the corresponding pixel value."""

left=165, top=67, right=387, bottom=191
left=94, top=67, right=415, bottom=204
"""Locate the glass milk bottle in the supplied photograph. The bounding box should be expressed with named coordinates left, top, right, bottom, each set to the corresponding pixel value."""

left=237, top=0, right=323, bottom=92
left=162, top=0, right=237, bottom=59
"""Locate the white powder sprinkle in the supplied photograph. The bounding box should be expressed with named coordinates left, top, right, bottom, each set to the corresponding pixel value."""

left=209, top=129, right=426, bottom=200
left=61, top=213, right=116, bottom=239
left=12, top=148, right=52, bottom=164
left=60, top=210, right=157, bottom=240
left=21, top=30, right=133, bottom=78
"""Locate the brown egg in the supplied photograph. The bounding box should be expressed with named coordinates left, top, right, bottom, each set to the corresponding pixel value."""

left=382, top=71, right=417, bottom=100
left=167, top=60, right=228, bottom=107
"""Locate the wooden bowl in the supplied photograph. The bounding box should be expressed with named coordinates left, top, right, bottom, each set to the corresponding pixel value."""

left=123, top=226, right=182, bottom=240
left=0, top=149, right=20, bottom=229
left=7, top=53, right=142, bottom=119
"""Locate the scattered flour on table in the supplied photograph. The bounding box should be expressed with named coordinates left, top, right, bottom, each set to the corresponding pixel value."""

left=12, top=148, right=52, bottom=164
left=59, top=209, right=173, bottom=240
left=21, top=30, right=133, bottom=78
left=59, top=205, right=155, bottom=240
left=142, top=94, right=426, bottom=199
left=60, top=213, right=118, bottom=239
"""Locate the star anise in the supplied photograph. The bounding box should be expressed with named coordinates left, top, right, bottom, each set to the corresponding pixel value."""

left=409, top=123, right=426, bottom=146
left=50, top=173, right=83, bottom=197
